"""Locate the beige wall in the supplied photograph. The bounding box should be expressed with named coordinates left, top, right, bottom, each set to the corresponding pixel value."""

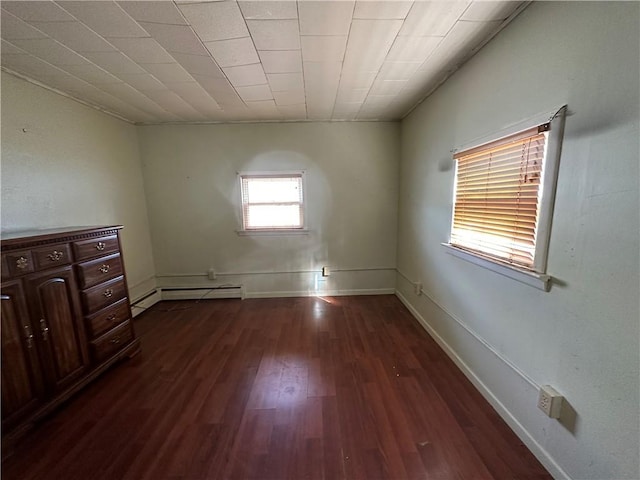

left=397, top=3, right=639, bottom=479
left=137, top=122, right=399, bottom=296
left=1, top=72, right=156, bottom=300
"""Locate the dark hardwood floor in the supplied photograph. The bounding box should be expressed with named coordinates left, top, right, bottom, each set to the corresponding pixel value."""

left=2, top=295, right=551, bottom=480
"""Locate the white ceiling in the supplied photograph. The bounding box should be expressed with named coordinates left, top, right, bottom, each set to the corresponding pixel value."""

left=1, top=1, right=526, bottom=124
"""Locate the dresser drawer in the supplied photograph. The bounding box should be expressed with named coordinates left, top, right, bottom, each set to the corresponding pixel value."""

left=82, top=276, right=126, bottom=315
left=90, top=320, right=134, bottom=363
left=73, top=235, right=119, bottom=262
left=85, top=298, right=130, bottom=338
left=3, top=251, right=34, bottom=278
left=77, top=253, right=123, bottom=289
left=32, top=243, right=72, bottom=271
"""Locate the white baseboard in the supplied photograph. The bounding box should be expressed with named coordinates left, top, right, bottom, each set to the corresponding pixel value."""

left=130, top=289, right=162, bottom=317
left=161, top=286, right=244, bottom=301
left=395, top=290, right=570, bottom=480
left=245, top=288, right=395, bottom=298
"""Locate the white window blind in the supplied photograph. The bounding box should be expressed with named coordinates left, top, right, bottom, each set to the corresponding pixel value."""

left=240, top=174, right=304, bottom=230
left=451, top=125, right=549, bottom=270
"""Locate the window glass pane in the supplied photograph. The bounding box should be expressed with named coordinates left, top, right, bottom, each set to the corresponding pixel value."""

left=246, top=205, right=302, bottom=228
left=244, top=177, right=302, bottom=204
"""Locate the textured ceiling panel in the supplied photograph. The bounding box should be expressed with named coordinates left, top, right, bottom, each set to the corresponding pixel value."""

left=1, top=0, right=527, bottom=123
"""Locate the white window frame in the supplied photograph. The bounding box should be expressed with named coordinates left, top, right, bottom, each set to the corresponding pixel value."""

left=237, top=171, right=308, bottom=235
left=442, top=106, right=567, bottom=291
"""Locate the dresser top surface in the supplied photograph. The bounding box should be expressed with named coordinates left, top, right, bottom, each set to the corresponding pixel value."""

left=1, top=226, right=122, bottom=249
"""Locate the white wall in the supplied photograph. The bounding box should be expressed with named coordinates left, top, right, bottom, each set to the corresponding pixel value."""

left=137, top=122, right=399, bottom=297
left=397, top=2, right=639, bottom=479
left=1, top=72, right=156, bottom=301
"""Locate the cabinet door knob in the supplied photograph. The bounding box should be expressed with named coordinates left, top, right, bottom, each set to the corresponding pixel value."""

left=103, top=289, right=113, bottom=298
left=110, top=336, right=120, bottom=345
left=16, top=256, right=29, bottom=270
left=24, top=325, right=34, bottom=349
left=40, top=319, right=49, bottom=341
left=106, top=314, right=117, bottom=322
left=47, top=251, right=64, bottom=261
left=99, top=264, right=110, bottom=274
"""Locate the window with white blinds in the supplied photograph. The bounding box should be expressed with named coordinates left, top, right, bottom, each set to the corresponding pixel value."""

left=450, top=123, right=555, bottom=272
left=240, top=173, right=305, bottom=230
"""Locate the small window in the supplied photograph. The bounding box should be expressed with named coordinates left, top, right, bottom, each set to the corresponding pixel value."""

left=239, top=172, right=305, bottom=231
left=448, top=107, right=566, bottom=274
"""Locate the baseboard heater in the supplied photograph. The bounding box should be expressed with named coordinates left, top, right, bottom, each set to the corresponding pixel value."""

left=130, top=288, right=162, bottom=317
left=160, top=286, right=244, bottom=301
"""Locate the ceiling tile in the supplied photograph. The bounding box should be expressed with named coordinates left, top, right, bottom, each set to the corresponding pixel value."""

left=171, top=52, right=225, bottom=77
left=164, top=82, right=222, bottom=115
left=178, top=2, right=249, bottom=42
left=142, top=89, right=207, bottom=120
left=58, top=1, right=148, bottom=38
left=276, top=104, right=306, bottom=118
left=236, top=84, right=273, bottom=102
left=63, top=63, right=122, bottom=84
left=246, top=20, right=300, bottom=50
left=399, top=1, right=470, bottom=36
left=1, top=39, right=25, bottom=54
left=204, top=37, right=259, bottom=68
left=300, top=36, right=347, bottom=62
left=118, top=73, right=167, bottom=91
left=82, top=51, right=146, bottom=75
left=107, top=38, right=176, bottom=64
left=338, top=69, right=378, bottom=88
left=335, top=88, right=368, bottom=103
left=343, top=19, right=402, bottom=72
left=386, top=35, right=442, bottom=62
left=30, top=21, right=116, bottom=52
left=117, top=1, right=187, bottom=25
left=1, top=11, right=48, bottom=40
left=332, top=102, right=360, bottom=119
left=238, top=1, right=297, bottom=20
left=2, top=1, right=75, bottom=22
left=369, top=79, right=407, bottom=96
left=298, top=1, right=354, bottom=36
left=97, top=82, right=172, bottom=116
left=223, top=63, right=267, bottom=87
left=461, top=1, right=523, bottom=21
left=10, top=38, right=89, bottom=66
left=142, top=62, right=195, bottom=83
left=258, top=50, right=302, bottom=73
left=191, top=74, right=239, bottom=98
left=353, top=1, right=413, bottom=20
left=266, top=73, right=304, bottom=92
left=138, top=23, right=209, bottom=56
left=1, top=53, right=68, bottom=80
left=377, top=61, right=421, bottom=80
left=245, top=99, right=279, bottom=113
left=272, top=89, right=305, bottom=106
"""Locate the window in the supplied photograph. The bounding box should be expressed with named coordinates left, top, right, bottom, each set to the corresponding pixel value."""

left=239, top=172, right=305, bottom=231
left=445, top=107, right=566, bottom=286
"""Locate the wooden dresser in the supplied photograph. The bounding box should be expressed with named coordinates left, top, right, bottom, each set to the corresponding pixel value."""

left=1, top=226, right=140, bottom=444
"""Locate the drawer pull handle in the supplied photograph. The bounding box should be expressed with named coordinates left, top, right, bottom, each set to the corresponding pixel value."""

left=106, top=314, right=117, bottom=322
left=47, top=250, right=64, bottom=261
left=110, top=336, right=121, bottom=345
left=96, top=242, right=106, bottom=251
left=24, top=325, right=34, bottom=349
left=99, top=264, right=110, bottom=274
left=16, top=256, right=29, bottom=270
left=40, top=319, right=49, bottom=341
left=104, top=289, right=114, bottom=298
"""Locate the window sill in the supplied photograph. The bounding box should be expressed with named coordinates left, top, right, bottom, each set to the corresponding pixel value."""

left=441, top=243, right=551, bottom=292
left=237, top=229, right=309, bottom=236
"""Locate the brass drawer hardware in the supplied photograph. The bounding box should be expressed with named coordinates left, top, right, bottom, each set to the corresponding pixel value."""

left=47, top=251, right=64, bottom=261
left=106, top=314, right=117, bottom=322
left=99, top=264, right=110, bottom=274
left=40, top=318, right=49, bottom=341
left=110, top=336, right=121, bottom=345
left=16, top=257, right=29, bottom=270
left=96, top=242, right=106, bottom=251
left=103, top=289, right=113, bottom=298
left=24, top=325, right=34, bottom=349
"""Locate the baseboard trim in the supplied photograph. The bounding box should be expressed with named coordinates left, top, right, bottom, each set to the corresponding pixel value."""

left=130, top=289, right=161, bottom=317
left=245, top=288, right=396, bottom=299
left=161, top=286, right=244, bottom=301
left=395, top=290, right=570, bottom=480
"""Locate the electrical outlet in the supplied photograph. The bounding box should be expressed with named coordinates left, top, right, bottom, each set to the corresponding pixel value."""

left=322, top=266, right=330, bottom=277
left=537, top=385, right=563, bottom=418
left=208, top=268, right=217, bottom=280
left=414, top=282, right=422, bottom=295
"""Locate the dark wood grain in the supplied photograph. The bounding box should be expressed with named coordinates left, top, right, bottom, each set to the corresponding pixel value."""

left=2, top=295, right=551, bottom=480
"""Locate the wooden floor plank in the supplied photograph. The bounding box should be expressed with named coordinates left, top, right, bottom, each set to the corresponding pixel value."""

left=2, top=295, right=551, bottom=480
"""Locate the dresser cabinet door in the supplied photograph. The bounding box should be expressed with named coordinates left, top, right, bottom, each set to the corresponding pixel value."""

left=24, top=267, right=88, bottom=392
left=1, top=280, right=45, bottom=429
